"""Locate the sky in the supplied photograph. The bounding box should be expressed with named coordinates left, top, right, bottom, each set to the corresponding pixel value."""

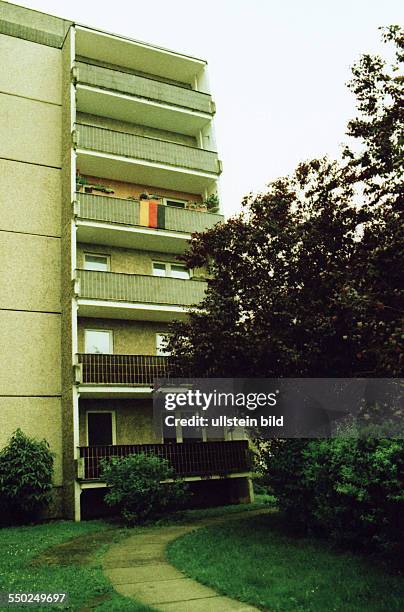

left=9, top=0, right=403, bottom=217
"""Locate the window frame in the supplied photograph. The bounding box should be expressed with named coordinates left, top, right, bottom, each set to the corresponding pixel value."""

left=86, top=410, right=116, bottom=446
left=152, top=260, right=191, bottom=279
left=84, top=328, right=114, bottom=354
left=163, top=197, right=187, bottom=209
left=83, top=252, right=111, bottom=272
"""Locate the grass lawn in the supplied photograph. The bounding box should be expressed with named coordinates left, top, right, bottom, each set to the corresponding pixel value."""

left=167, top=512, right=404, bottom=612
left=0, top=498, right=271, bottom=611
left=0, top=520, right=153, bottom=611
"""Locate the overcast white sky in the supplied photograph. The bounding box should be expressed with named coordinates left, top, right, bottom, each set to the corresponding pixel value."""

left=11, top=0, right=403, bottom=216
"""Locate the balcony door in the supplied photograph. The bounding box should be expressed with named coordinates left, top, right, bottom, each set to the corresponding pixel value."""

left=86, top=411, right=116, bottom=446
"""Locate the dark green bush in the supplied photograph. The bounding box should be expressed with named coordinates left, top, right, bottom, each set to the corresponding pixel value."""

left=263, top=436, right=404, bottom=555
left=0, top=429, right=54, bottom=524
left=100, top=453, right=189, bottom=524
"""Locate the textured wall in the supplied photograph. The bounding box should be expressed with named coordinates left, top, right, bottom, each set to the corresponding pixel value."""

left=0, top=159, right=61, bottom=236
left=79, top=175, right=202, bottom=203
left=0, top=33, right=63, bottom=500
left=0, top=33, right=61, bottom=103
left=0, top=232, right=60, bottom=312
left=77, top=317, right=170, bottom=354
left=60, top=27, right=78, bottom=519
left=0, top=93, right=61, bottom=167
left=0, top=310, right=61, bottom=396
left=0, top=1, right=71, bottom=48
left=77, top=242, right=182, bottom=275
left=79, top=398, right=158, bottom=445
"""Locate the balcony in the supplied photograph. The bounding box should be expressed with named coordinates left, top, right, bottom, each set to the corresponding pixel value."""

left=74, top=124, right=221, bottom=194
left=75, top=62, right=214, bottom=137
left=76, top=269, right=207, bottom=322
left=75, top=192, right=224, bottom=253
left=75, top=124, right=219, bottom=173
left=78, top=440, right=251, bottom=481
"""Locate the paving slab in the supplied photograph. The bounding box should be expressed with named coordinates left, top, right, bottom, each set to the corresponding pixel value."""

left=158, top=596, right=258, bottom=611
left=113, top=534, right=179, bottom=545
left=104, top=543, right=163, bottom=558
left=105, top=563, right=184, bottom=584
left=115, top=577, right=218, bottom=604
left=103, top=556, right=166, bottom=569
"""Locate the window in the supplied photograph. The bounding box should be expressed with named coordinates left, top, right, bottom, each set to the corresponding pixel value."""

left=164, top=198, right=187, bottom=209
left=84, top=253, right=110, bottom=271
left=87, top=411, right=116, bottom=446
left=171, top=264, right=190, bottom=279
left=152, top=262, right=167, bottom=277
left=152, top=261, right=190, bottom=280
left=156, top=333, right=172, bottom=356
left=84, top=329, right=113, bottom=354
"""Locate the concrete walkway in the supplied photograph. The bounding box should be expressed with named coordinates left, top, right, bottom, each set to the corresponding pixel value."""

left=103, top=509, right=268, bottom=611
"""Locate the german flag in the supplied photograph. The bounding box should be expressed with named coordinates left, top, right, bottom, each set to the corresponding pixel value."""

left=139, top=200, right=166, bottom=229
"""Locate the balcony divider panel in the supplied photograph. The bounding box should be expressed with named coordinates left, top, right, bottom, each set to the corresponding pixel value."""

left=75, top=124, right=220, bottom=174
left=76, top=61, right=213, bottom=114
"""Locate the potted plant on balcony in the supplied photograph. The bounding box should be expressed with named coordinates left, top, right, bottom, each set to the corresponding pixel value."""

left=76, top=171, right=88, bottom=192
left=186, top=200, right=207, bottom=212
left=204, top=194, right=220, bottom=213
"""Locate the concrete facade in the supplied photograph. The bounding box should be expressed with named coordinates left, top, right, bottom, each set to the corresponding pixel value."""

left=0, top=21, right=63, bottom=511
left=0, top=1, right=252, bottom=520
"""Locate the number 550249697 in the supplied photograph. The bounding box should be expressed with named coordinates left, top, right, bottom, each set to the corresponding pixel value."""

left=1, top=593, right=68, bottom=606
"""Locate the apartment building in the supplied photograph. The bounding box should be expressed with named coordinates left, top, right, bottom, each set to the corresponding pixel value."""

left=0, top=1, right=253, bottom=520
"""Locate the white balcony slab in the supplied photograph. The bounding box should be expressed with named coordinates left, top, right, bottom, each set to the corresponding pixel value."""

left=77, top=298, right=191, bottom=322
left=76, top=150, right=218, bottom=194
left=76, top=220, right=190, bottom=254
left=76, top=85, right=211, bottom=136
left=75, top=26, right=207, bottom=85
left=78, top=384, right=153, bottom=398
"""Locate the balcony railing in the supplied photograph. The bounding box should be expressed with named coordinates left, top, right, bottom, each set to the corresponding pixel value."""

left=76, top=192, right=223, bottom=234
left=77, top=353, right=168, bottom=385
left=78, top=440, right=251, bottom=480
left=77, top=269, right=207, bottom=307
left=74, top=124, right=221, bottom=174
left=76, top=61, right=214, bottom=114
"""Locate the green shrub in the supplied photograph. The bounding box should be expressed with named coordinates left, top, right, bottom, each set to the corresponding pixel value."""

left=264, top=436, right=404, bottom=555
left=100, top=453, right=189, bottom=524
left=0, top=429, right=54, bottom=524
left=259, top=439, right=313, bottom=529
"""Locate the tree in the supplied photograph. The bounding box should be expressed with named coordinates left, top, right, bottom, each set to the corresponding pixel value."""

left=168, top=26, right=403, bottom=380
